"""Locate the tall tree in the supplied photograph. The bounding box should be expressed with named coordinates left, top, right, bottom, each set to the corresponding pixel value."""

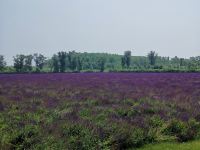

left=121, top=51, right=131, bottom=68
left=13, top=54, right=25, bottom=72
left=148, top=51, right=157, bottom=66
left=121, top=57, right=126, bottom=69
left=33, top=53, right=46, bottom=72
left=24, top=55, right=33, bottom=72
left=0, top=55, right=6, bottom=71
left=124, top=51, right=131, bottom=68
left=108, top=57, right=115, bottom=70
left=58, top=51, right=67, bottom=72
left=77, top=56, right=83, bottom=72
left=67, top=51, right=77, bottom=71
left=51, top=54, right=59, bottom=72
left=196, top=56, right=200, bottom=68
left=97, top=57, right=106, bottom=72
left=71, top=57, right=77, bottom=71
left=180, top=58, right=184, bottom=67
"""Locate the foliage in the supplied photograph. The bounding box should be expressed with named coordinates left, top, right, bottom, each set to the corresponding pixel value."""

left=1, top=73, right=200, bottom=149
left=97, top=57, right=106, bottom=72
left=137, top=140, right=200, bottom=150
left=0, top=55, right=6, bottom=71
left=110, top=125, right=145, bottom=149
left=122, top=50, right=132, bottom=68
left=163, top=119, right=200, bottom=142
left=51, top=54, right=59, bottom=72
left=58, top=51, right=67, bottom=72
left=33, top=53, right=46, bottom=72
left=24, top=55, right=33, bottom=72
left=13, top=54, right=25, bottom=72
left=67, top=51, right=77, bottom=71
left=62, top=124, right=99, bottom=150
left=148, top=51, right=157, bottom=66
left=1, top=51, right=200, bottom=73
left=76, top=56, right=83, bottom=72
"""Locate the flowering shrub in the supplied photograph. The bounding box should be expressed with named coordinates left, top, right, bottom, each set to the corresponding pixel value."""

left=1, top=73, right=200, bottom=149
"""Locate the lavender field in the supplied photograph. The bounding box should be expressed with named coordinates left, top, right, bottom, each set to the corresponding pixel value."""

left=1, top=73, right=200, bottom=149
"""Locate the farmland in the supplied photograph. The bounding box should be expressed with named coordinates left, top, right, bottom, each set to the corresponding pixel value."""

left=1, top=73, right=200, bottom=149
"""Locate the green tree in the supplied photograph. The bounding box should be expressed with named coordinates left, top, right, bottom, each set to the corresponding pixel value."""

left=121, top=56, right=126, bottom=69
left=196, top=56, right=200, bottom=69
left=0, top=55, right=6, bottom=71
left=51, top=54, right=59, bottom=72
left=71, top=57, right=77, bottom=71
left=148, top=51, right=157, bottom=66
left=124, top=51, right=131, bottom=68
left=33, top=53, right=46, bottom=72
left=171, top=56, right=180, bottom=68
left=108, top=57, right=115, bottom=70
left=24, top=55, right=33, bottom=72
left=58, top=51, right=67, bottom=72
left=121, top=51, right=131, bottom=68
left=97, top=57, right=106, bottom=72
left=67, top=51, right=77, bottom=71
left=77, top=56, right=83, bottom=72
left=180, top=58, right=184, bottom=67
left=13, top=54, right=25, bottom=72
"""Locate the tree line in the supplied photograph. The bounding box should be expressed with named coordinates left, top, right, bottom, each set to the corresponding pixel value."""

left=0, top=51, right=200, bottom=73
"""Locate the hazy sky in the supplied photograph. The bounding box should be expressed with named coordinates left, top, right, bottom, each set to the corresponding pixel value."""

left=0, top=0, right=200, bottom=64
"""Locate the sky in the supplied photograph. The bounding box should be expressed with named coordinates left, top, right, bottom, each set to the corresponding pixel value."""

left=0, top=0, right=200, bottom=64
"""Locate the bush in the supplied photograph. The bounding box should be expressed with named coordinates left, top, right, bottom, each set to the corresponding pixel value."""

left=145, top=128, right=158, bottom=143
left=149, top=115, right=164, bottom=128
left=163, top=119, right=200, bottom=142
left=10, top=125, right=40, bottom=149
left=115, top=107, right=139, bottom=118
left=144, top=116, right=164, bottom=143
left=116, top=108, right=129, bottom=117
left=110, top=125, right=145, bottom=149
left=129, top=127, right=145, bottom=147
left=163, top=119, right=185, bottom=136
left=178, top=119, right=200, bottom=142
left=62, top=124, right=99, bottom=150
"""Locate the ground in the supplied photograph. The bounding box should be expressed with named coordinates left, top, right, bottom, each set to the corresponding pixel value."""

left=0, top=73, right=200, bottom=149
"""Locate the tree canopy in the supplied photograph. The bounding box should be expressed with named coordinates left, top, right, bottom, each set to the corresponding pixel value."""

left=0, top=51, right=200, bottom=73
